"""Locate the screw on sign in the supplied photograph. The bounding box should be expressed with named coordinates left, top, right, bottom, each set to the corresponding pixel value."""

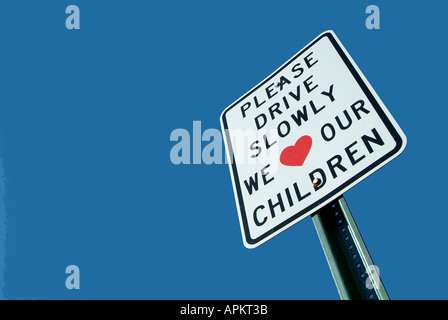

left=220, top=31, right=406, bottom=299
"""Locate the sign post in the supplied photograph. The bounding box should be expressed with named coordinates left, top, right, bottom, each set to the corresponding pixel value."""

left=312, top=196, right=389, bottom=300
left=221, top=30, right=406, bottom=298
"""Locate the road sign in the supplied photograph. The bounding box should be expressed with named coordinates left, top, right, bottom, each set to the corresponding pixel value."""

left=220, top=31, right=406, bottom=248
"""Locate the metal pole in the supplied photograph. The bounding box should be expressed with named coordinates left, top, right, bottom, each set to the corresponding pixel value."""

left=311, top=196, right=389, bottom=300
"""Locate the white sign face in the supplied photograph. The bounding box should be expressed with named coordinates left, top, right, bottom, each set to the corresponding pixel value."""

left=220, top=31, right=407, bottom=248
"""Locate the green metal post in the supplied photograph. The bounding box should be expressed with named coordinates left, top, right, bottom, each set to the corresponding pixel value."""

left=312, top=196, right=389, bottom=300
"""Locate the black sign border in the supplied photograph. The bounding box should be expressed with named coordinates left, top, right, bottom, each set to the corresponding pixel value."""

left=221, top=32, right=404, bottom=247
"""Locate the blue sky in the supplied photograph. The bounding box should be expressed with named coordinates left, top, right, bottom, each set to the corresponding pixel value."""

left=0, top=1, right=447, bottom=299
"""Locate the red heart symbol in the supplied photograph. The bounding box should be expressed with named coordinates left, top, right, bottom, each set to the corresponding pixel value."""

left=280, top=136, right=313, bottom=167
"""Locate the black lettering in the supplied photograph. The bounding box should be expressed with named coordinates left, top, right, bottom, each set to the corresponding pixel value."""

left=268, top=102, right=282, bottom=120
left=268, top=193, right=285, bottom=218
left=321, top=123, right=336, bottom=141
left=265, top=83, right=278, bottom=99
left=278, top=76, right=291, bottom=91
left=303, top=75, right=318, bottom=93
left=250, top=140, right=261, bottom=158
left=263, top=134, right=277, bottom=150
left=351, top=100, right=370, bottom=120
left=260, top=164, right=274, bottom=185
left=254, top=96, right=265, bottom=108
left=288, top=84, right=301, bottom=101
left=309, top=100, right=325, bottom=115
left=291, top=63, right=304, bottom=78
left=327, top=155, right=347, bottom=179
left=321, top=84, right=335, bottom=102
left=282, top=96, right=291, bottom=110
left=285, top=187, right=294, bottom=207
left=253, top=206, right=267, bottom=226
left=362, top=128, right=384, bottom=153
left=244, top=173, right=259, bottom=195
left=277, top=121, right=290, bottom=138
left=291, top=105, right=308, bottom=126
left=241, top=102, right=251, bottom=118
left=293, top=182, right=311, bottom=201
left=345, top=141, right=366, bottom=165
left=255, top=114, right=267, bottom=130
left=304, top=52, right=318, bottom=68
left=335, top=110, right=353, bottom=130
